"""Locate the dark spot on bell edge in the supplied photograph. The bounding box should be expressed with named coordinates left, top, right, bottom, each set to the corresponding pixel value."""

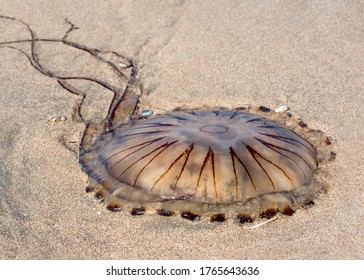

left=234, top=107, right=247, bottom=111
left=303, top=200, right=315, bottom=209
left=298, top=121, right=308, bottom=128
left=258, top=106, right=270, bottom=112
left=281, top=206, right=295, bottom=216
left=181, top=212, right=200, bottom=221
left=95, top=191, right=105, bottom=200
left=131, top=207, right=145, bottom=216
left=210, top=214, right=226, bottom=222
left=106, top=204, right=122, bottom=212
left=260, top=208, right=278, bottom=219
left=156, top=209, right=174, bottom=216
left=237, top=214, right=253, bottom=224
left=85, top=185, right=94, bottom=193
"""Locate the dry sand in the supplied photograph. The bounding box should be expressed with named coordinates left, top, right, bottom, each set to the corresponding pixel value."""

left=0, top=0, right=363, bottom=259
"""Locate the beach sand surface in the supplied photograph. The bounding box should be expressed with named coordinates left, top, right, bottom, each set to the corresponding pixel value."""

left=0, top=0, right=363, bottom=259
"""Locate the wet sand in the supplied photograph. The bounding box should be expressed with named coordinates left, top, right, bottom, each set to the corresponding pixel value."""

left=0, top=0, right=363, bottom=259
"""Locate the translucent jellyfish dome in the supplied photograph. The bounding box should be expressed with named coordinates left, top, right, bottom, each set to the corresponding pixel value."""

left=81, top=109, right=332, bottom=223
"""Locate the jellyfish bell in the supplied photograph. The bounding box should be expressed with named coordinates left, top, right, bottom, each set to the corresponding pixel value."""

left=81, top=107, right=334, bottom=224
left=0, top=16, right=334, bottom=225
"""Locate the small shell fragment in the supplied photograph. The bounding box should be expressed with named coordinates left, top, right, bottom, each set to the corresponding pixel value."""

left=141, top=109, right=153, bottom=119
left=119, top=61, right=131, bottom=68
left=247, top=216, right=278, bottom=229
left=48, top=115, right=67, bottom=122
left=274, top=105, right=290, bottom=113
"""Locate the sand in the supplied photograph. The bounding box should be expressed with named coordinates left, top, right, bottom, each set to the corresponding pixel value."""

left=0, top=0, right=362, bottom=259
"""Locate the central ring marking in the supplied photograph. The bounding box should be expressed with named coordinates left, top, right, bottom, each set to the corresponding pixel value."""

left=200, top=125, right=228, bottom=134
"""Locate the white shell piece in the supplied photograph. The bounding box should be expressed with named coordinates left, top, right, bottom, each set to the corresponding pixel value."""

left=274, top=105, right=290, bottom=113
